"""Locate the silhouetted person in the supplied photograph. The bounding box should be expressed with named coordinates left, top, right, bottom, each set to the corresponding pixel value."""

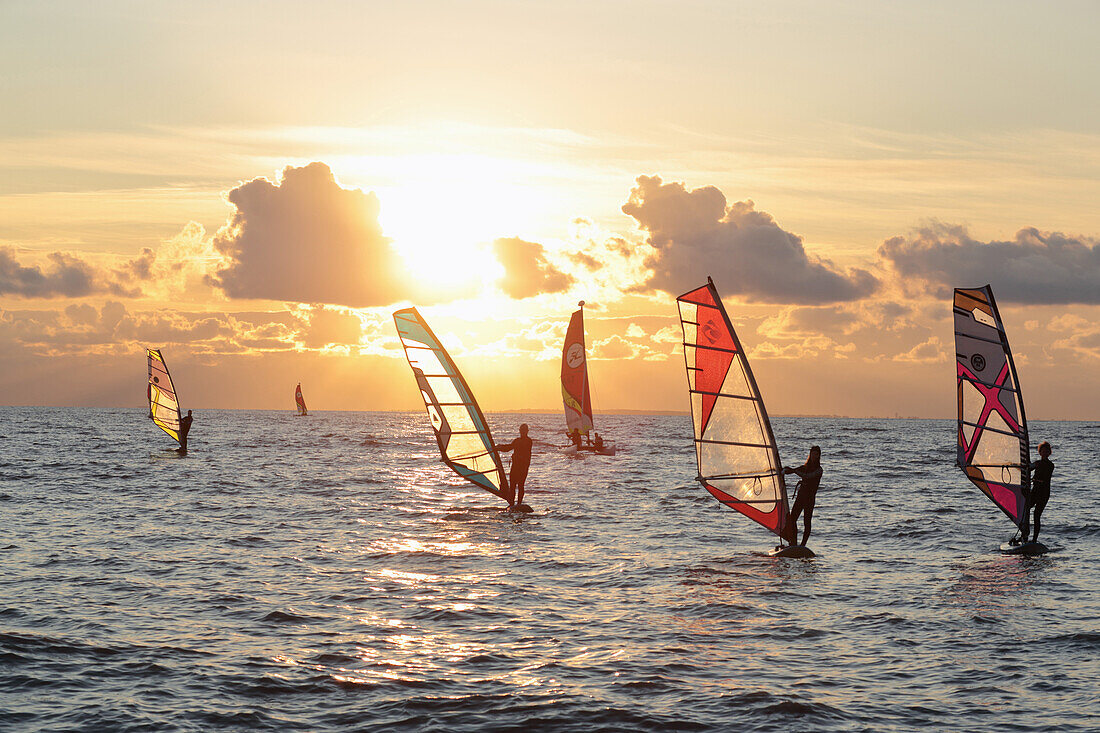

left=178, top=410, right=193, bottom=454
left=784, top=446, right=823, bottom=546
left=568, top=428, right=582, bottom=448
left=593, top=433, right=604, bottom=451
left=496, top=423, right=532, bottom=508
left=1026, top=441, right=1054, bottom=543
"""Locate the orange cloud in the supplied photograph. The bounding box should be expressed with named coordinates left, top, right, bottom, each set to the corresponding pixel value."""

left=492, top=237, right=574, bottom=299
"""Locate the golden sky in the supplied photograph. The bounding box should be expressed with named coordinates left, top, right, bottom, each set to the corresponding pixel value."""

left=2, top=1, right=1099, bottom=418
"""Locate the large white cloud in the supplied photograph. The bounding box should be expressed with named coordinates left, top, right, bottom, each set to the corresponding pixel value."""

left=622, top=176, right=878, bottom=303
left=878, top=223, right=1100, bottom=303
left=211, top=162, right=416, bottom=307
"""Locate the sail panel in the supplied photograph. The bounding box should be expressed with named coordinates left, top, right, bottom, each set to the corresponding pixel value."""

left=677, top=280, right=789, bottom=538
left=561, top=306, right=594, bottom=434
left=393, top=308, right=511, bottom=503
left=953, top=285, right=1030, bottom=526
left=147, top=348, right=181, bottom=444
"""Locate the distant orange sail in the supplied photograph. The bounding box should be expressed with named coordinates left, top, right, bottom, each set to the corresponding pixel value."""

left=295, top=383, right=308, bottom=416
left=561, top=303, right=593, bottom=435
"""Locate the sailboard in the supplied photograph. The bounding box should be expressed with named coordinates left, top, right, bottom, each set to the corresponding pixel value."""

left=677, top=278, right=805, bottom=555
left=560, top=301, right=615, bottom=455
left=295, top=383, right=308, bottom=416
left=147, top=348, right=182, bottom=447
left=393, top=307, right=513, bottom=505
left=953, top=285, right=1041, bottom=553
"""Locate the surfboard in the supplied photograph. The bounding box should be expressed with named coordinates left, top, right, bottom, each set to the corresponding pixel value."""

left=505, top=503, right=534, bottom=514
left=768, top=545, right=816, bottom=558
left=999, top=541, right=1050, bottom=555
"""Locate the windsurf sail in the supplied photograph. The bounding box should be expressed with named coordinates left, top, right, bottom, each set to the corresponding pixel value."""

left=561, top=301, right=594, bottom=436
left=295, top=383, right=308, bottom=415
left=953, top=285, right=1030, bottom=529
left=147, top=348, right=182, bottom=445
left=393, top=308, right=512, bottom=503
left=676, top=278, right=790, bottom=540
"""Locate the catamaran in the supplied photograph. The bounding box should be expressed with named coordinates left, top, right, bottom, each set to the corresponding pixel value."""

left=561, top=301, right=615, bottom=455
left=953, top=285, right=1045, bottom=555
left=147, top=348, right=184, bottom=449
left=676, top=278, right=810, bottom=558
left=295, top=383, right=308, bottom=416
left=393, top=307, right=519, bottom=509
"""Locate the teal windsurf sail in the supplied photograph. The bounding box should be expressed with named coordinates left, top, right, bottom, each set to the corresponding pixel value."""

left=393, top=308, right=512, bottom=503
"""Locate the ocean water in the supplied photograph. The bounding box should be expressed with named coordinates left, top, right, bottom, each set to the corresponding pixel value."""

left=1, top=407, right=1098, bottom=732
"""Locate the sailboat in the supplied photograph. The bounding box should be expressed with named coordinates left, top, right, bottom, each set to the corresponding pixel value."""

left=561, top=301, right=615, bottom=455
left=393, top=307, right=525, bottom=510
left=953, top=285, right=1046, bottom=555
left=146, top=348, right=183, bottom=449
left=295, top=383, right=308, bottom=416
left=676, top=278, right=810, bottom=558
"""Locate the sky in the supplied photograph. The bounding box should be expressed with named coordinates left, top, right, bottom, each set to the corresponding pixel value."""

left=2, top=0, right=1099, bottom=419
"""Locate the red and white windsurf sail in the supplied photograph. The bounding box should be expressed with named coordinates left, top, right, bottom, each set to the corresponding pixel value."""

left=953, top=285, right=1030, bottom=529
left=676, top=279, right=790, bottom=539
left=295, top=383, right=308, bottom=416
left=561, top=302, right=594, bottom=436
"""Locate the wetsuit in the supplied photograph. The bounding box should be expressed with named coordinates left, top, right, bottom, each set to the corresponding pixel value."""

left=1028, top=457, right=1054, bottom=542
left=786, top=462, right=823, bottom=546
left=178, top=414, right=193, bottom=452
left=498, top=435, right=532, bottom=505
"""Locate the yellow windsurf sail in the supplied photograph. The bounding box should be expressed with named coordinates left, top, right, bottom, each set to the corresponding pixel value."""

left=147, top=348, right=182, bottom=445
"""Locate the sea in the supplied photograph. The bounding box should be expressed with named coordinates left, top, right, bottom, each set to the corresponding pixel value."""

left=2, top=407, right=1098, bottom=732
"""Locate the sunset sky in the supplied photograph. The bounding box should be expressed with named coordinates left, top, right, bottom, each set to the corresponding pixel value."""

left=2, top=1, right=1098, bottom=418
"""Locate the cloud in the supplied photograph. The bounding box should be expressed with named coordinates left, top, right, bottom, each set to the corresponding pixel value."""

left=211, top=162, right=416, bottom=307
left=492, top=237, right=574, bottom=299
left=621, top=175, right=878, bottom=303
left=878, top=222, right=1100, bottom=304
left=0, top=247, right=152, bottom=299
left=893, top=335, right=947, bottom=363
left=297, top=306, right=363, bottom=349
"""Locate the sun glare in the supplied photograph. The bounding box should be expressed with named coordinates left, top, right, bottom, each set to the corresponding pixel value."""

left=361, top=153, right=550, bottom=293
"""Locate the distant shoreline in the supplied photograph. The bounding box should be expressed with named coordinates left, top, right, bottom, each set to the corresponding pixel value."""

left=1, top=405, right=1091, bottom=421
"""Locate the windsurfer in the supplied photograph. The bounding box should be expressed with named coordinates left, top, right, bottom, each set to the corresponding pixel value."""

left=178, top=410, right=193, bottom=453
left=783, top=446, right=823, bottom=546
left=1025, top=441, right=1054, bottom=543
left=496, top=423, right=533, bottom=508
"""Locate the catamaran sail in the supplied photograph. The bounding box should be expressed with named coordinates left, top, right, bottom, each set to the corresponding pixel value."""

left=676, top=278, right=790, bottom=541
left=393, top=307, right=512, bottom=503
left=295, top=383, right=308, bottom=416
left=953, top=285, right=1030, bottom=529
left=561, top=301, right=594, bottom=437
left=147, top=348, right=182, bottom=446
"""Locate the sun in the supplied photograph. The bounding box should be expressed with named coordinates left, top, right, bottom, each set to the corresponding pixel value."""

left=365, top=153, right=551, bottom=294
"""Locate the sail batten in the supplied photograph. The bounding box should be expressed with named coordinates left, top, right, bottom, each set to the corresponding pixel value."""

left=147, top=348, right=182, bottom=445
left=953, top=285, right=1030, bottom=528
left=561, top=304, right=594, bottom=436
left=677, top=279, right=790, bottom=540
left=393, top=308, right=511, bottom=503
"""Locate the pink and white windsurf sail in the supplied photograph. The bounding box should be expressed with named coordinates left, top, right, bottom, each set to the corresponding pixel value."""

left=676, top=278, right=790, bottom=540
left=953, top=285, right=1030, bottom=528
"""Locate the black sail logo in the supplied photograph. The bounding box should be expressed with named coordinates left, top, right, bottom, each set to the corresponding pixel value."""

left=701, top=320, right=721, bottom=344
left=970, top=353, right=986, bottom=372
